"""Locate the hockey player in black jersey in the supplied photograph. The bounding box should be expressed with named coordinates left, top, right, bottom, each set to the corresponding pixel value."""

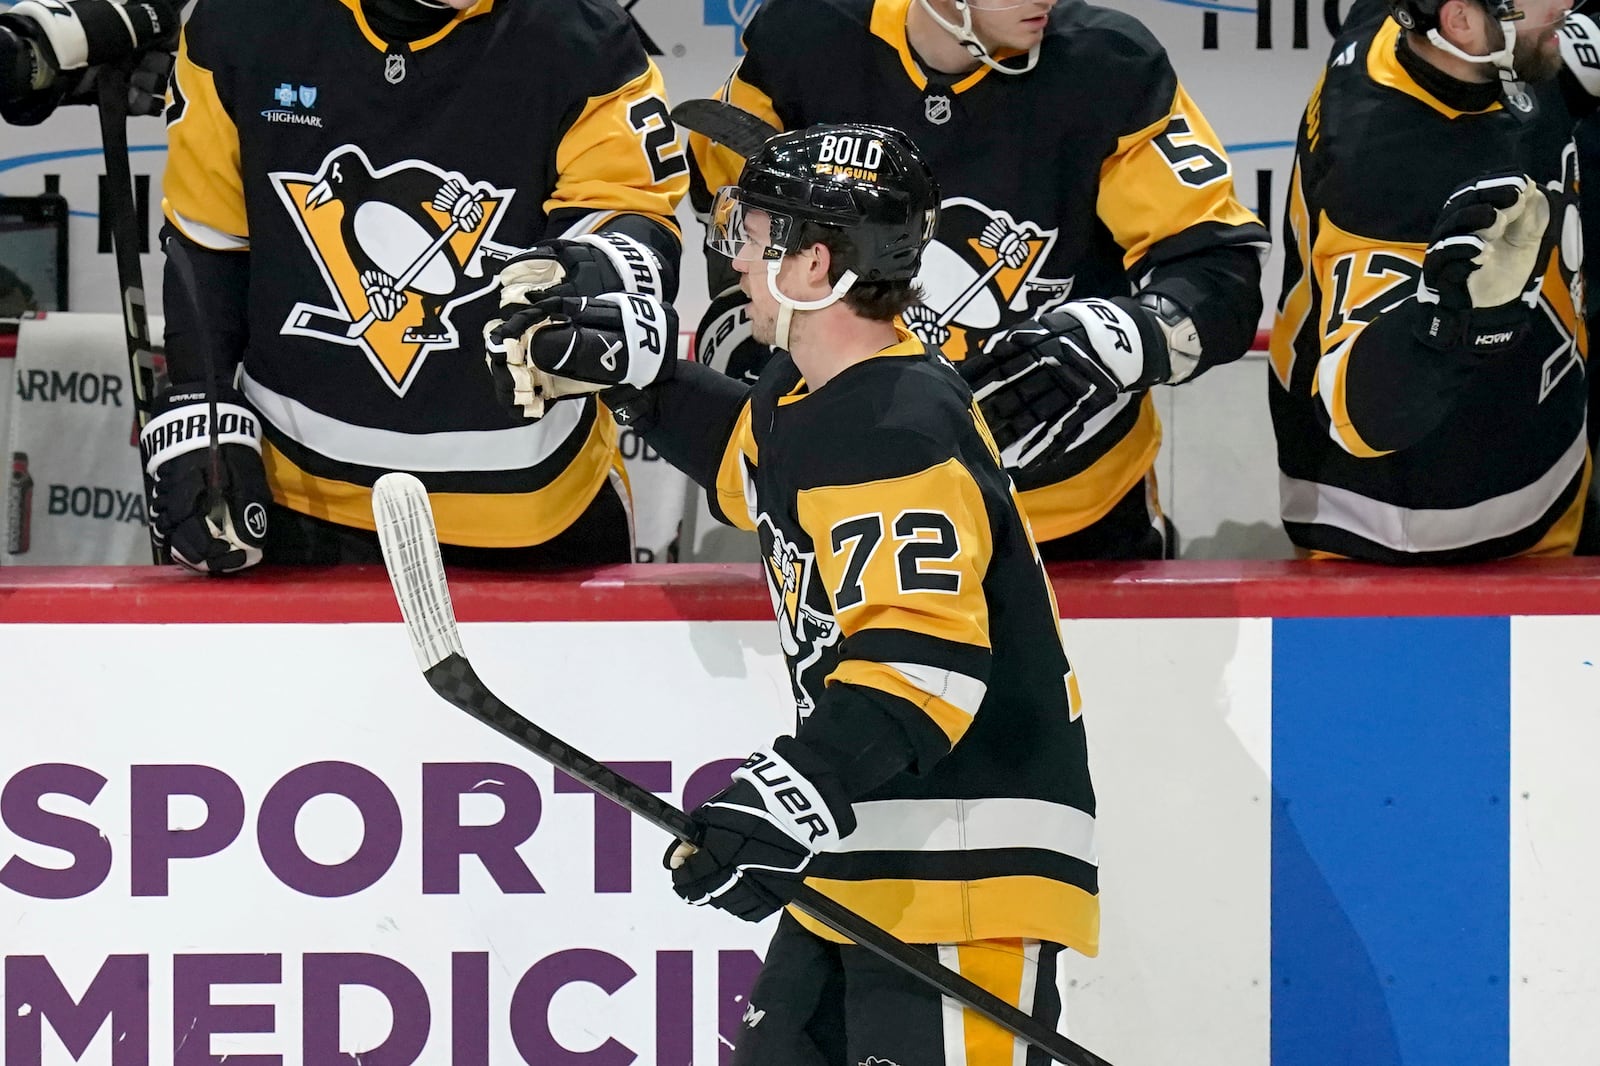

left=145, top=0, right=687, bottom=573
left=686, top=0, right=1269, bottom=561
left=486, top=124, right=1097, bottom=1064
left=1269, top=0, right=1592, bottom=562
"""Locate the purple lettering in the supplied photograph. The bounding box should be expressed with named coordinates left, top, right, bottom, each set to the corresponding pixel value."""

left=509, top=949, right=634, bottom=1065
left=257, top=762, right=402, bottom=897
left=302, top=954, right=429, bottom=1065
left=421, top=763, right=541, bottom=895
left=451, top=953, right=488, bottom=1066
left=655, top=951, right=692, bottom=1065
left=5, top=954, right=149, bottom=1064
left=131, top=765, right=246, bottom=897
left=173, top=953, right=281, bottom=1065
left=555, top=762, right=671, bottom=893
left=0, top=763, right=111, bottom=899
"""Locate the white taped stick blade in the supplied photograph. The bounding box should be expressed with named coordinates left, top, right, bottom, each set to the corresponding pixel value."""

left=372, top=472, right=464, bottom=672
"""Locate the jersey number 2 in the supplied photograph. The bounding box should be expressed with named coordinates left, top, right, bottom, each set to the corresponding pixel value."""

left=627, top=97, right=690, bottom=184
left=830, top=511, right=962, bottom=610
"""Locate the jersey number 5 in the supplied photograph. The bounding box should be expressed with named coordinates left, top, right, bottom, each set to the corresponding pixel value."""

left=1154, top=115, right=1229, bottom=189
left=627, top=97, right=690, bottom=184
left=829, top=511, right=962, bottom=611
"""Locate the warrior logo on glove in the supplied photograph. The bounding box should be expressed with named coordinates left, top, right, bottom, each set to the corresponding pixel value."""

left=271, top=146, right=521, bottom=396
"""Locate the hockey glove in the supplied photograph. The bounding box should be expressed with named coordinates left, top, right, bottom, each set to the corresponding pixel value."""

left=139, top=384, right=271, bottom=574
left=959, top=296, right=1188, bottom=474
left=1559, top=13, right=1600, bottom=96
left=1415, top=173, right=1553, bottom=356
left=665, top=739, right=856, bottom=923
left=485, top=292, right=678, bottom=419
left=696, top=284, right=772, bottom=384
left=493, top=231, right=667, bottom=309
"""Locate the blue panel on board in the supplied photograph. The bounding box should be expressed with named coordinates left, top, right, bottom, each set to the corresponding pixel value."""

left=1272, top=617, right=1509, bottom=1066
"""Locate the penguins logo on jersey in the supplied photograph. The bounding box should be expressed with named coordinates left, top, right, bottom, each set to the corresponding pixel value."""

left=758, top=513, right=841, bottom=717
left=906, top=199, right=1075, bottom=361
left=271, top=146, right=520, bottom=396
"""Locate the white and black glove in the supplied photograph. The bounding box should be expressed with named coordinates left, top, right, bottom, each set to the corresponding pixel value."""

left=0, top=0, right=177, bottom=123
left=666, top=739, right=856, bottom=923
left=484, top=292, right=678, bottom=419
left=695, top=284, right=771, bottom=384
left=1415, top=173, right=1553, bottom=355
left=139, top=384, right=271, bottom=574
left=958, top=295, right=1198, bottom=473
left=1559, top=13, right=1600, bottom=96
left=493, top=231, right=666, bottom=309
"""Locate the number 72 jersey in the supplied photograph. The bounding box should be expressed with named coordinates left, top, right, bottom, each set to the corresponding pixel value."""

left=708, top=330, right=1100, bottom=954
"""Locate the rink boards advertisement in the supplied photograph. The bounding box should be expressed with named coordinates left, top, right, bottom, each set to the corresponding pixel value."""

left=0, top=574, right=1597, bottom=1066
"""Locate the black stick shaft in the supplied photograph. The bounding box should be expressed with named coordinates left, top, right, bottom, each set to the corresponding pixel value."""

left=421, top=652, right=1111, bottom=1066
left=96, top=65, right=164, bottom=563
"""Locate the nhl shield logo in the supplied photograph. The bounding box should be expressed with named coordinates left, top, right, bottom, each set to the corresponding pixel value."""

left=924, top=94, right=952, bottom=125
left=384, top=53, right=406, bottom=84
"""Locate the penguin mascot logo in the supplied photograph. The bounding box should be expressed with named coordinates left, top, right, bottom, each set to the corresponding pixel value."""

left=271, top=146, right=519, bottom=396
left=757, top=512, right=840, bottom=718
left=906, top=198, right=1075, bottom=362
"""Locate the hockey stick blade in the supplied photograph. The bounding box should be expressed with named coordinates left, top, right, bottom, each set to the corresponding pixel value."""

left=369, top=473, right=1112, bottom=1066
left=669, top=98, right=781, bottom=160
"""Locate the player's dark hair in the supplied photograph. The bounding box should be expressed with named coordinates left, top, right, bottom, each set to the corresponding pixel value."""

left=807, top=226, right=922, bottom=321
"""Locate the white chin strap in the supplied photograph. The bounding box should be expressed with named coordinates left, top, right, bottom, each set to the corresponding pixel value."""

left=1424, top=17, right=1519, bottom=79
left=916, top=0, right=1042, bottom=75
left=767, top=260, right=859, bottom=351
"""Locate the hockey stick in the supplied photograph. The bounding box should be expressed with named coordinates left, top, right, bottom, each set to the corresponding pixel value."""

left=161, top=234, right=229, bottom=536
left=96, top=63, right=164, bottom=563
left=370, top=471, right=1113, bottom=1066
left=669, top=98, right=781, bottom=160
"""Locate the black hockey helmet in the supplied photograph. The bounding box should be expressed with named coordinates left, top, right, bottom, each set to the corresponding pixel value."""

left=1390, top=0, right=1520, bottom=35
left=707, top=122, right=941, bottom=284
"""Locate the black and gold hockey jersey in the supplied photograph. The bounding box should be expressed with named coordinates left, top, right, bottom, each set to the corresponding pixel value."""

left=1269, top=18, right=1590, bottom=562
left=163, top=0, right=688, bottom=547
left=709, top=327, right=1097, bottom=953
left=689, top=0, right=1266, bottom=543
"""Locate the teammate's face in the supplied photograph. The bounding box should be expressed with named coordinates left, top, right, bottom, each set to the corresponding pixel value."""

left=1508, top=0, right=1570, bottom=80
left=963, top=0, right=1058, bottom=52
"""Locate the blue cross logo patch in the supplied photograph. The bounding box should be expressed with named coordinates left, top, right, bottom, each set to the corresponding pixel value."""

left=274, top=83, right=296, bottom=108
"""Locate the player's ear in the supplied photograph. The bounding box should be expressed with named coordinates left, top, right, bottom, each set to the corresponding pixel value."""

left=805, top=240, right=833, bottom=290
left=1435, top=0, right=1483, bottom=46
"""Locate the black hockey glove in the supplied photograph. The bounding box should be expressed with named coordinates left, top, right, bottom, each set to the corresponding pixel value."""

left=493, top=231, right=667, bottom=309
left=139, top=384, right=271, bottom=574
left=696, top=284, right=772, bottom=384
left=485, top=292, right=678, bottom=419
left=959, top=296, right=1181, bottom=475
left=665, top=739, right=856, bottom=923
left=1415, top=173, right=1553, bottom=356
left=0, top=0, right=177, bottom=124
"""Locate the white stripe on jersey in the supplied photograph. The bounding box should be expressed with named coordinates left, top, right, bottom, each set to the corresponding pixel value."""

left=242, top=369, right=588, bottom=472
left=836, top=797, right=1097, bottom=864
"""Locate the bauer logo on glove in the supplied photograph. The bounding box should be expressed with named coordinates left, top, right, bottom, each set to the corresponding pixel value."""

left=484, top=291, right=678, bottom=419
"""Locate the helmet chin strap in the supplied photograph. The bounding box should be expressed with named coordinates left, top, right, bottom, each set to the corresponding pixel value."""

left=915, top=0, right=1042, bottom=75
left=767, top=259, right=859, bottom=351
left=1424, top=16, right=1520, bottom=79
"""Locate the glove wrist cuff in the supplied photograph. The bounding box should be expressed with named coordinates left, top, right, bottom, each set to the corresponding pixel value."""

left=1414, top=300, right=1529, bottom=354
left=731, top=740, right=855, bottom=852
left=140, top=387, right=264, bottom=478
